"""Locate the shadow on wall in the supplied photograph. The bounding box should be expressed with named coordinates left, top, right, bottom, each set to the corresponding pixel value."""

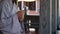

left=57, top=17, right=60, bottom=30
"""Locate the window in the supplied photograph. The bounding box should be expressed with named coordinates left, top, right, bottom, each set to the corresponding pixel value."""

left=17, top=0, right=40, bottom=12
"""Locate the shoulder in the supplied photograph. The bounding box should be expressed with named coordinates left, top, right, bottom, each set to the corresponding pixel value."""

left=2, top=0, right=12, bottom=8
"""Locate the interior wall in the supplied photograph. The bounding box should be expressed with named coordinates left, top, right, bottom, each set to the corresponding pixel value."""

left=39, top=0, right=50, bottom=34
left=39, top=0, right=58, bottom=34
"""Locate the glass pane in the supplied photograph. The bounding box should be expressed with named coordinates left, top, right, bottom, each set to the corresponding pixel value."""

left=18, top=1, right=22, bottom=10
left=24, top=1, right=36, bottom=10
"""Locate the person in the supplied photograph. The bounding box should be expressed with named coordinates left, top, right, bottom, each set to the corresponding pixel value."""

left=0, top=0, right=25, bottom=34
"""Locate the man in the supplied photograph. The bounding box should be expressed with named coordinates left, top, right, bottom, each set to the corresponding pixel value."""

left=0, top=0, right=25, bottom=34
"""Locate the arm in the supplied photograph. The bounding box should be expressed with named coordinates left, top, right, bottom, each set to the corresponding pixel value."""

left=1, top=2, right=15, bottom=26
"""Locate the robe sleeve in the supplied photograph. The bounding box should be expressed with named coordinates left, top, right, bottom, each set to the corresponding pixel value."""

left=1, top=2, right=12, bottom=26
left=1, top=2, right=18, bottom=26
left=0, top=1, right=22, bottom=34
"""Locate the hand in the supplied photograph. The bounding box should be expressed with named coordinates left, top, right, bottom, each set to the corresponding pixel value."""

left=17, top=10, right=25, bottom=21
